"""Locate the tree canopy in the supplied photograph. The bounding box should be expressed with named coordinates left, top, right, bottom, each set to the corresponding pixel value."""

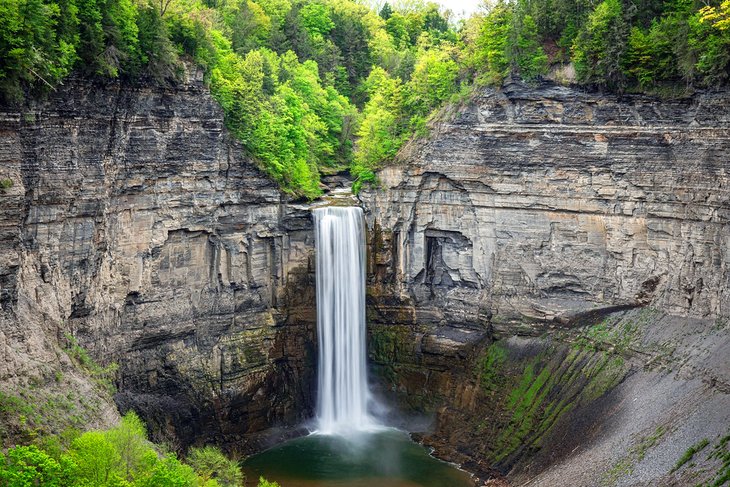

left=0, top=411, right=279, bottom=487
left=1, top=0, right=729, bottom=195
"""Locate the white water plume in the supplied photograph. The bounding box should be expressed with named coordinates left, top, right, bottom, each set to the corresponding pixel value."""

left=313, top=206, right=378, bottom=435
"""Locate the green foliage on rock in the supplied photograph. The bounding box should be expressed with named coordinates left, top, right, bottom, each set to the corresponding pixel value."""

left=257, top=477, right=280, bottom=487
left=64, top=334, right=118, bottom=395
left=470, top=312, right=652, bottom=468
left=709, top=433, right=730, bottom=486
left=479, top=342, right=508, bottom=392
left=0, top=178, right=13, bottom=191
left=672, top=437, right=710, bottom=473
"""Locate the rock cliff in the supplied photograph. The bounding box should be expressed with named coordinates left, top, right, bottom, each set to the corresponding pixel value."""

left=0, top=73, right=316, bottom=450
left=361, top=81, right=730, bottom=485
left=362, top=81, right=730, bottom=327
left=1, top=72, right=729, bottom=485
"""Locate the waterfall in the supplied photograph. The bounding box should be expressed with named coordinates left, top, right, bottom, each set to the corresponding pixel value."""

left=313, top=206, right=375, bottom=434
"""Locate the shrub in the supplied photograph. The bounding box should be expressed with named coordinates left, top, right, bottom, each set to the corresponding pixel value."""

left=0, top=445, right=77, bottom=487
left=187, top=446, right=243, bottom=487
left=0, top=179, right=13, bottom=191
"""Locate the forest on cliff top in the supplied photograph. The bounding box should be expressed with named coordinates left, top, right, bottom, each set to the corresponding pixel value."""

left=1, top=0, right=729, bottom=197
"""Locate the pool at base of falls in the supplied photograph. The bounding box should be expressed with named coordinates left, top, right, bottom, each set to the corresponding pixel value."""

left=241, top=428, right=473, bottom=487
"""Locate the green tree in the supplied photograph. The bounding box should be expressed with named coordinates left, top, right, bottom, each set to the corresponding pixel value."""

left=623, top=21, right=676, bottom=89
left=167, top=11, right=216, bottom=68
left=256, top=0, right=291, bottom=27
left=690, top=10, right=730, bottom=87
left=0, top=412, right=248, bottom=487
left=210, top=42, right=268, bottom=146
left=700, top=1, right=730, bottom=31
left=69, top=430, right=125, bottom=485
left=137, top=4, right=180, bottom=83
left=0, top=445, right=77, bottom=487
left=75, top=0, right=106, bottom=74
left=386, top=13, right=411, bottom=49
left=250, top=81, right=323, bottom=197
left=0, top=0, right=77, bottom=102
left=509, top=13, right=548, bottom=80
left=282, top=53, right=355, bottom=166
left=474, top=3, right=512, bottom=85
left=572, top=0, right=629, bottom=89
left=379, top=2, right=393, bottom=20
left=104, top=0, right=141, bottom=75
left=138, top=454, right=198, bottom=487
left=187, top=446, right=243, bottom=486
left=423, top=3, right=448, bottom=34
left=106, top=412, right=157, bottom=483
left=328, top=1, right=374, bottom=91
left=402, top=9, right=426, bottom=45
left=405, top=46, right=458, bottom=120
left=226, top=0, right=272, bottom=54
left=299, top=3, right=334, bottom=39
left=352, top=66, right=405, bottom=190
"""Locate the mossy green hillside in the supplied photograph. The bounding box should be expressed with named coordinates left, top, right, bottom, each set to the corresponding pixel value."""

left=472, top=310, right=657, bottom=470
left=475, top=341, right=628, bottom=469
left=708, top=433, right=730, bottom=487
left=603, top=425, right=668, bottom=485
left=367, top=324, right=436, bottom=410
left=0, top=333, right=119, bottom=449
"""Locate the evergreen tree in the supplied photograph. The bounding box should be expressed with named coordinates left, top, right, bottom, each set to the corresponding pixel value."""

left=509, top=13, right=548, bottom=80
left=380, top=2, right=393, bottom=20
left=137, top=5, right=179, bottom=83
left=572, top=0, right=629, bottom=89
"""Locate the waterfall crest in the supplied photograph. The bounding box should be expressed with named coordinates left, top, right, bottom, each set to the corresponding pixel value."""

left=313, top=206, right=375, bottom=434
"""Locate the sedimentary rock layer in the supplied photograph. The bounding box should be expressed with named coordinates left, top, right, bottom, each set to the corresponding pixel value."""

left=0, top=73, right=316, bottom=448
left=362, top=81, right=730, bottom=329
left=362, top=81, right=730, bottom=485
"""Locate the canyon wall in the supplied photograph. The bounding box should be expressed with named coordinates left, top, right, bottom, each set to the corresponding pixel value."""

left=1, top=71, right=729, bottom=485
left=362, top=81, right=730, bottom=328
left=0, top=73, right=316, bottom=450
left=361, top=81, right=730, bottom=485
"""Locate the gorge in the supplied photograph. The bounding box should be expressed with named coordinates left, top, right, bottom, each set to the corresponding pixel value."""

left=1, top=72, right=729, bottom=486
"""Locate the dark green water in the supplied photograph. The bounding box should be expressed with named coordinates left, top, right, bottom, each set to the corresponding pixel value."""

left=241, top=429, right=473, bottom=487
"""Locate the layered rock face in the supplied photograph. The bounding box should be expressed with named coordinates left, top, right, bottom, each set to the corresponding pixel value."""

left=0, top=74, right=316, bottom=449
left=363, top=82, right=730, bottom=329
left=361, top=82, right=730, bottom=484
left=2, top=71, right=729, bottom=484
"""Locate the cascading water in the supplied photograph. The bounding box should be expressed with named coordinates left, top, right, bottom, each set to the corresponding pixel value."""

left=242, top=207, right=474, bottom=485
left=313, top=206, right=375, bottom=434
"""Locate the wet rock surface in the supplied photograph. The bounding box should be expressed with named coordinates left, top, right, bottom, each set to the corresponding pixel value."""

left=0, top=73, right=316, bottom=450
